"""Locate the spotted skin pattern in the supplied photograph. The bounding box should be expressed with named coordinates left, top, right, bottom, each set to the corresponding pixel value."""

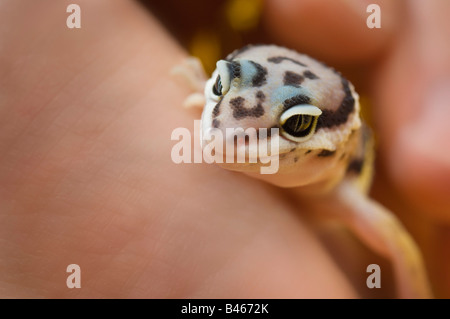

left=202, top=44, right=362, bottom=186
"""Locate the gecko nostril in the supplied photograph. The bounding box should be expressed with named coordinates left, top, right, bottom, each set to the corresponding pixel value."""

left=284, top=71, right=304, bottom=87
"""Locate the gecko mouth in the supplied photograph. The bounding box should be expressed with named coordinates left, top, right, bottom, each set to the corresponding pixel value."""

left=201, top=136, right=284, bottom=165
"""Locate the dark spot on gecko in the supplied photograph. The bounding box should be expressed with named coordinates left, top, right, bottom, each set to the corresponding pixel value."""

left=283, top=94, right=311, bottom=111
left=316, top=77, right=355, bottom=129
left=212, top=102, right=221, bottom=117
left=250, top=61, right=267, bottom=87
left=284, top=71, right=304, bottom=87
left=227, top=61, right=241, bottom=80
left=305, top=150, right=312, bottom=155
left=230, top=96, right=244, bottom=111
left=212, top=96, right=224, bottom=118
left=290, top=148, right=296, bottom=153
left=294, top=157, right=299, bottom=162
left=230, top=96, right=265, bottom=119
left=303, top=70, right=319, bottom=80
left=212, top=119, right=220, bottom=128
left=317, top=150, right=336, bottom=157
left=256, top=90, right=265, bottom=101
left=347, top=159, right=364, bottom=174
left=340, top=153, right=346, bottom=160
left=268, top=56, right=307, bottom=67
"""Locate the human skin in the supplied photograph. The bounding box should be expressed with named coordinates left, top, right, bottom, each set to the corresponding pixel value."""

left=0, top=0, right=448, bottom=298
left=0, top=0, right=358, bottom=298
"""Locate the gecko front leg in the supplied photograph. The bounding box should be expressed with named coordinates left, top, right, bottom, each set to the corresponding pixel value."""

left=171, top=57, right=207, bottom=109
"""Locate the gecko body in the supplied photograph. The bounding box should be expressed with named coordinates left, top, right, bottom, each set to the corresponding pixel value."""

left=177, top=44, right=432, bottom=298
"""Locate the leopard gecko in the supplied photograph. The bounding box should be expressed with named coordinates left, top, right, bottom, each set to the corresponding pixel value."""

left=174, top=44, right=432, bottom=298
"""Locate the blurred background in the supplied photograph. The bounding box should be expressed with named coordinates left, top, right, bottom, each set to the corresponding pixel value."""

left=144, top=0, right=269, bottom=74
left=141, top=0, right=390, bottom=131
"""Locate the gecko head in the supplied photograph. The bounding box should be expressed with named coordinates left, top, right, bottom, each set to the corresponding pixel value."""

left=201, top=45, right=361, bottom=187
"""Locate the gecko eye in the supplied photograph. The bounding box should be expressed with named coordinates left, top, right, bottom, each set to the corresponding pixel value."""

left=212, top=60, right=232, bottom=97
left=212, top=75, right=223, bottom=96
left=283, top=115, right=313, bottom=136
left=280, top=105, right=322, bottom=142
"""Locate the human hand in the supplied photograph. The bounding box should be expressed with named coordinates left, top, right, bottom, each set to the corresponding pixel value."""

left=0, top=0, right=359, bottom=298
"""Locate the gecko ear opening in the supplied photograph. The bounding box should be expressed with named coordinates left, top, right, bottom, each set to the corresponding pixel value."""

left=280, top=104, right=322, bottom=142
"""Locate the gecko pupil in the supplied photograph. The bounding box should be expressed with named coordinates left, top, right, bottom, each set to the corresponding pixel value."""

left=213, top=75, right=223, bottom=96
left=282, top=114, right=313, bottom=137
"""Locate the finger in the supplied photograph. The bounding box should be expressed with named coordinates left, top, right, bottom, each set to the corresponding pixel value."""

left=373, top=0, right=450, bottom=224
left=263, top=0, right=404, bottom=64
